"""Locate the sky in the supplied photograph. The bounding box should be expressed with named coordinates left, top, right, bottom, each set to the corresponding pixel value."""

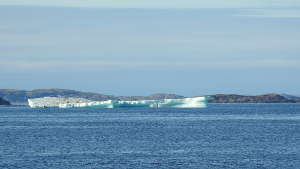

left=1, top=0, right=300, bottom=8
left=0, top=1, right=300, bottom=96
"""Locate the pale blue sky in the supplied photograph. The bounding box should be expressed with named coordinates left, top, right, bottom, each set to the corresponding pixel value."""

left=0, top=3, right=300, bottom=96
left=1, top=0, right=300, bottom=8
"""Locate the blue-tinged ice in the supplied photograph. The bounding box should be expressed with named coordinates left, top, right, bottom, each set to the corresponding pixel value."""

left=28, top=96, right=208, bottom=108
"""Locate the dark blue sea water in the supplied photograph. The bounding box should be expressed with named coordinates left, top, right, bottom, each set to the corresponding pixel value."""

left=0, top=104, right=300, bottom=169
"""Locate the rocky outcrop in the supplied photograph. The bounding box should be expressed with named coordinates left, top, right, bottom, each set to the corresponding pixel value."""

left=1, top=88, right=299, bottom=105
left=208, top=94, right=296, bottom=103
left=0, top=89, right=184, bottom=105
left=0, top=89, right=116, bottom=105
left=118, top=93, right=185, bottom=101
left=0, top=97, right=10, bottom=105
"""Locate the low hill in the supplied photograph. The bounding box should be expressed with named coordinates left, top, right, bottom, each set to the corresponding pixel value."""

left=208, top=94, right=298, bottom=103
left=0, top=89, right=116, bottom=105
left=0, top=89, right=184, bottom=105
left=1, top=89, right=300, bottom=105
left=281, top=94, right=300, bottom=100
left=118, top=93, right=185, bottom=101
left=0, top=97, right=10, bottom=105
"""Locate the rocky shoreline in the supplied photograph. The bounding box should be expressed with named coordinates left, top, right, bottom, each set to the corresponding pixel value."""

left=0, top=97, right=10, bottom=105
left=207, top=94, right=300, bottom=103
left=0, top=89, right=299, bottom=105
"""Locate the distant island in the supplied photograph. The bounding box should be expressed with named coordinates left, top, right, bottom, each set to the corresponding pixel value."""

left=208, top=94, right=300, bottom=103
left=0, top=89, right=299, bottom=105
left=0, top=97, right=10, bottom=105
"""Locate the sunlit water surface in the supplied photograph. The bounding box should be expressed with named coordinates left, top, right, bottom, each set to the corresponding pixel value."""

left=0, top=104, right=300, bottom=169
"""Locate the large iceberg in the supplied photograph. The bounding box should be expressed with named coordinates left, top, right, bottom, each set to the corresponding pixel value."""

left=28, top=96, right=208, bottom=108
left=28, top=97, right=91, bottom=108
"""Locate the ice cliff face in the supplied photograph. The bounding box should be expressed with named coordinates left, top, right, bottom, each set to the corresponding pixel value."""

left=28, top=97, right=207, bottom=108
left=156, top=97, right=207, bottom=108
left=28, top=97, right=91, bottom=108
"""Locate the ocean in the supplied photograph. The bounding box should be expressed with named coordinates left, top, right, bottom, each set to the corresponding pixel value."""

left=0, top=104, right=300, bottom=169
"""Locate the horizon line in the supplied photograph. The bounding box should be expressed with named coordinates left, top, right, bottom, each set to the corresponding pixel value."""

left=0, top=88, right=298, bottom=97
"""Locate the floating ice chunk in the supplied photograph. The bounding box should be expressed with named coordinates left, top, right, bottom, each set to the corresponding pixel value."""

left=157, top=97, right=207, bottom=108
left=28, top=97, right=91, bottom=108
left=28, top=96, right=208, bottom=108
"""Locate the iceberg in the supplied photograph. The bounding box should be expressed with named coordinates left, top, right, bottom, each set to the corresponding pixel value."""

left=156, top=97, right=207, bottom=108
left=28, top=97, right=91, bottom=108
left=28, top=96, right=208, bottom=108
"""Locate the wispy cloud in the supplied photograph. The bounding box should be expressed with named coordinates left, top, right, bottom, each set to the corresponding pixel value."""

left=0, top=0, right=300, bottom=8
left=1, top=59, right=300, bottom=73
left=238, top=8, right=300, bottom=18
left=1, top=6, right=299, bottom=94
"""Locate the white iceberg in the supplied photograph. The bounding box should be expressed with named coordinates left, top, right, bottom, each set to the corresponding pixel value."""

left=156, top=97, right=207, bottom=108
left=28, top=96, right=208, bottom=108
left=28, top=97, right=91, bottom=108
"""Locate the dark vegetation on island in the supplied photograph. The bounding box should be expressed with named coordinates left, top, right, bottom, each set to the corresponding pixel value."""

left=0, top=88, right=299, bottom=105
left=0, top=97, right=10, bottom=105
left=208, top=94, right=300, bottom=103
